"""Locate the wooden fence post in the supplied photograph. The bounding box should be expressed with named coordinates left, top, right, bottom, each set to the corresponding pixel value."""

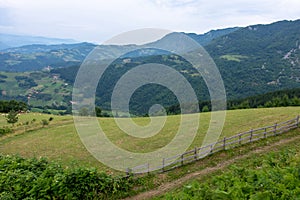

left=264, top=128, right=267, bottom=139
left=274, top=123, right=277, bottom=135
left=239, top=134, right=242, bottom=145
left=181, top=154, right=184, bottom=166
left=162, top=158, right=165, bottom=172
left=147, top=163, right=150, bottom=174
left=250, top=129, right=253, bottom=143
left=223, top=137, right=226, bottom=150
left=210, top=144, right=214, bottom=153
left=194, top=147, right=197, bottom=161
left=297, top=115, right=300, bottom=127
left=126, top=168, right=132, bottom=176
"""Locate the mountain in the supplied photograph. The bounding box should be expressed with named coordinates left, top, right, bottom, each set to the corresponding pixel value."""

left=2, top=43, right=93, bottom=54
left=0, top=42, right=149, bottom=71
left=144, top=27, right=240, bottom=51
left=185, top=27, right=240, bottom=46
left=0, top=43, right=96, bottom=71
left=205, top=19, right=300, bottom=98
left=0, top=19, right=299, bottom=115
left=0, top=27, right=241, bottom=72
left=0, top=33, right=77, bottom=50
left=52, top=20, right=300, bottom=114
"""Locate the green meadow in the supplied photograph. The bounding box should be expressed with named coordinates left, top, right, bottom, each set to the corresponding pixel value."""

left=0, top=107, right=299, bottom=173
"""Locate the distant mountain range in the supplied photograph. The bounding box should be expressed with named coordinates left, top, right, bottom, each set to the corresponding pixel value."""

left=0, top=27, right=240, bottom=71
left=0, top=33, right=77, bottom=50
left=0, top=42, right=96, bottom=71
left=0, top=19, right=299, bottom=114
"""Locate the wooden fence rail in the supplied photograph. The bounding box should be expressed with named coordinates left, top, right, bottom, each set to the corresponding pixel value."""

left=127, top=115, right=300, bottom=175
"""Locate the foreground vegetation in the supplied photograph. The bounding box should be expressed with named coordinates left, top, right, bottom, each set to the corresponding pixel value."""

left=156, top=131, right=300, bottom=199
left=0, top=155, right=133, bottom=199
left=2, top=118, right=300, bottom=199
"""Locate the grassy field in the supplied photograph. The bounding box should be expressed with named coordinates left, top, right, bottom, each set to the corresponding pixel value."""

left=220, top=54, right=248, bottom=62
left=0, top=107, right=299, bottom=173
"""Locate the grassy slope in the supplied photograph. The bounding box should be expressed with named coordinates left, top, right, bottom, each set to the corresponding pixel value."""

left=0, top=107, right=299, bottom=173
left=0, top=71, right=71, bottom=108
left=154, top=129, right=300, bottom=199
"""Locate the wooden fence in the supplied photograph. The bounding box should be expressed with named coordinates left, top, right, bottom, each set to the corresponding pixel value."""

left=127, top=115, right=300, bottom=175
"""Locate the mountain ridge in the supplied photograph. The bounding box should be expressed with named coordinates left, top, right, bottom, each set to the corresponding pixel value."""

left=0, top=33, right=78, bottom=50
left=0, top=27, right=240, bottom=71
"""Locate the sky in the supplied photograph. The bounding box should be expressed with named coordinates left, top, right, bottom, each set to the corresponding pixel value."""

left=0, top=0, right=300, bottom=43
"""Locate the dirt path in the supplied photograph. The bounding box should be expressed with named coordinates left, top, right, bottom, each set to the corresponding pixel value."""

left=125, top=134, right=300, bottom=200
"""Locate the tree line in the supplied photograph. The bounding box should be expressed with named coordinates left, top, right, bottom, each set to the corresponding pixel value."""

left=166, top=88, right=300, bottom=115
left=0, top=100, right=27, bottom=113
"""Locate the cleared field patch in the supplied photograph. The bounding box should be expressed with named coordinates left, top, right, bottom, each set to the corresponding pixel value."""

left=220, top=54, right=248, bottom=62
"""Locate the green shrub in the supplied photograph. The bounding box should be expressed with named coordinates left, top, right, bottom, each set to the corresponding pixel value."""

left=0, top=155, right=134, bottom=199
left=41, top=119, right=49, bottom=126
left=0, top=127, right=12, bottom=136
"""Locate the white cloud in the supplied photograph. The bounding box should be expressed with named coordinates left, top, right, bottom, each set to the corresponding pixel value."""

left=0, top=0, right=299, bottom=43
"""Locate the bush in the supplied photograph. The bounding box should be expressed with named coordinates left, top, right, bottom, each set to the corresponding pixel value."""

left=0, top=127, right=12, bottom=136
left=201, top=105, right=209, bottom=112
left=6, top=110, right=18, bottom=125
left=41, top=119, right=49, bottom=126
left=0, top=155, right=134, bottom=199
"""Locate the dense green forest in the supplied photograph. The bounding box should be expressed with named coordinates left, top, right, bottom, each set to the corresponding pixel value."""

left=0, top=100, right=27, bottom=113
left=167, top=88, right=300, bottom=115
left=206, top=20, right=300, bottom=99
left=53, top=58, right=300, bottom=115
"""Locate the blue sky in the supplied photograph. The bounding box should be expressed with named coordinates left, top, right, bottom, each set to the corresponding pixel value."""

left=0, top=0, right=299, bottom=43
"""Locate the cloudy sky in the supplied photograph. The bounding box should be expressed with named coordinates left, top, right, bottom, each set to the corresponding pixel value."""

left=0, top=0, right=299, bottom=43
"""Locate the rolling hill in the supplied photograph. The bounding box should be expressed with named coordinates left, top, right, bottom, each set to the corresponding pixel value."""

left=0, top=42, right=96, bottom=71
left=0, top=20, right=299, bottom=114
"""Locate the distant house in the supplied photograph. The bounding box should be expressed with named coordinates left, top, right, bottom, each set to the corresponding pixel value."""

left=44, top=66, right=52, bottom=71
left=123, top=58, right=131, bottom=64
left=53, top=75, right=59, bottom=80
